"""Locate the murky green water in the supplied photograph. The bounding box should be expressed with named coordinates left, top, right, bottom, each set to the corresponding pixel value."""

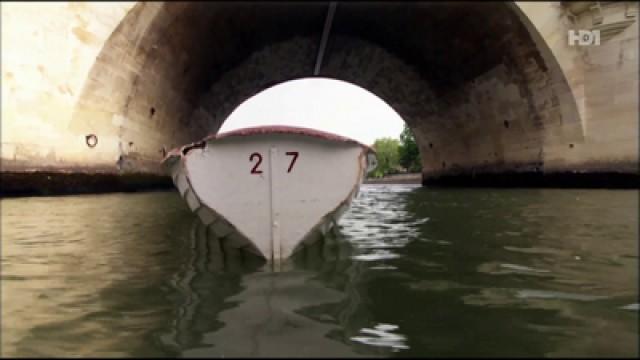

left=1, top=185, right=638, bottom=357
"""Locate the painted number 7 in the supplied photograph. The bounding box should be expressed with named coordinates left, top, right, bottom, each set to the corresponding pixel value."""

left=285, top=151, right=299, bottom=173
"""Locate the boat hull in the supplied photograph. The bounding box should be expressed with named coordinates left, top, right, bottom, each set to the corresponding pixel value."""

left=163, top=127, right=376, bottom=262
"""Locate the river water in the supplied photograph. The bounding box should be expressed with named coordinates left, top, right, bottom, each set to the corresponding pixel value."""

left=1, top=185, right=638, bottom=357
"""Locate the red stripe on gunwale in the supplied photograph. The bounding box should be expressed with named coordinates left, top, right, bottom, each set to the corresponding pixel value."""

left=162, top=125, right=375, bottom=163
left=209, top=125, right=372, bottom=149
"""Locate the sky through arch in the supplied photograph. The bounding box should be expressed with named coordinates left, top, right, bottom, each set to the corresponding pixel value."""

left=219, top=78, right=406, bottom=146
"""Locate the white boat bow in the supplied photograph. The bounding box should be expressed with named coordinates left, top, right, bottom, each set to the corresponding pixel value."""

left=162, top=125, right=377, bottom=262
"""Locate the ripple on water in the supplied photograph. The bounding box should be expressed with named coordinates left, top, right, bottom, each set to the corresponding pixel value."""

left=351, top=323, right=409, bottom=351
left=620, top=303, right=639, bottom=311
left=515, top=289, right=608, bottom=302
left=477, top=262, right=553, bottom=277
left=340, top=184, right=426, bottom=263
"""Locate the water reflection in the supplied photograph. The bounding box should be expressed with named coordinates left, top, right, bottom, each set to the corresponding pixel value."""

left=351, top=323, right=409, bottom=351
left=1, top=186, right=637, bottom=357
left=157, top=218, right=366, bottom=357
left=157, top=211, right=415, bottom=357
left=1, top=193, right=192, bottom=357
left=399, top=188, right=638, bottom=357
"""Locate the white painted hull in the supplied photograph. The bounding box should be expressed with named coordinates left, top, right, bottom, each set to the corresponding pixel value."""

left=163, top=126, right=377, bottom=262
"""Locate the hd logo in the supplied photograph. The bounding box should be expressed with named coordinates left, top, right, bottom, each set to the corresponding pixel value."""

left=568, top=30, right=601, bottom=46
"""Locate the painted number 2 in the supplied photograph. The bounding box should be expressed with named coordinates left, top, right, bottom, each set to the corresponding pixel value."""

left=249, top=151, right=299, bottom=174
left=249, top=152, right=263, bottom=174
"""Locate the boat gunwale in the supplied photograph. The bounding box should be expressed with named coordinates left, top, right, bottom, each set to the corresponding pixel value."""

left=161, top=125, right=375, bottom=164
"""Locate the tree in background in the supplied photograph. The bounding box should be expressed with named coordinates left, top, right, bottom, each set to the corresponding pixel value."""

left=398, top=124, right=422, bottom=172
left=370, top=137, right=400, bottom=178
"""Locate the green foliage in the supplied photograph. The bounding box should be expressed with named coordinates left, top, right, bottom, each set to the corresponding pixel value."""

left=369, top=125, right=422, bottom=178
left=370, top=137, right=400, bottom=178
left=398, top=124, right=422, bottom=172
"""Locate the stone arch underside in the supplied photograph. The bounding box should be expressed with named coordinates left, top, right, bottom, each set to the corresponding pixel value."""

left=4, top=1, right=638, bottom=194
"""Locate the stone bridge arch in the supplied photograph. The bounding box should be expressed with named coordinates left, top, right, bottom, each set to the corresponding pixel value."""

left=2, top=2, right=637, bottom=192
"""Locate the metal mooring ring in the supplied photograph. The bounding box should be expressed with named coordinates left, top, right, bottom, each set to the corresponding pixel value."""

left=86, top=134, right=98, bottom=148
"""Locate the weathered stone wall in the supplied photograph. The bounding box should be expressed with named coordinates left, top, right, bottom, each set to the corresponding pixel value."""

left=514, top=1, right=639, bottom=174
left=1, top=1, right=637, bottom=194
left=1, top=2, right=136, bottom=172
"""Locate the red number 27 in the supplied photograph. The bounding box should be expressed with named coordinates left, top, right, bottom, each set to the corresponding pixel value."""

left=249, top=151, right=299, bottom=174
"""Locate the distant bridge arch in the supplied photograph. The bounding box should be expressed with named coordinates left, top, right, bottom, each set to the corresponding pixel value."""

left=1, top=2, right=637, bottom=192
